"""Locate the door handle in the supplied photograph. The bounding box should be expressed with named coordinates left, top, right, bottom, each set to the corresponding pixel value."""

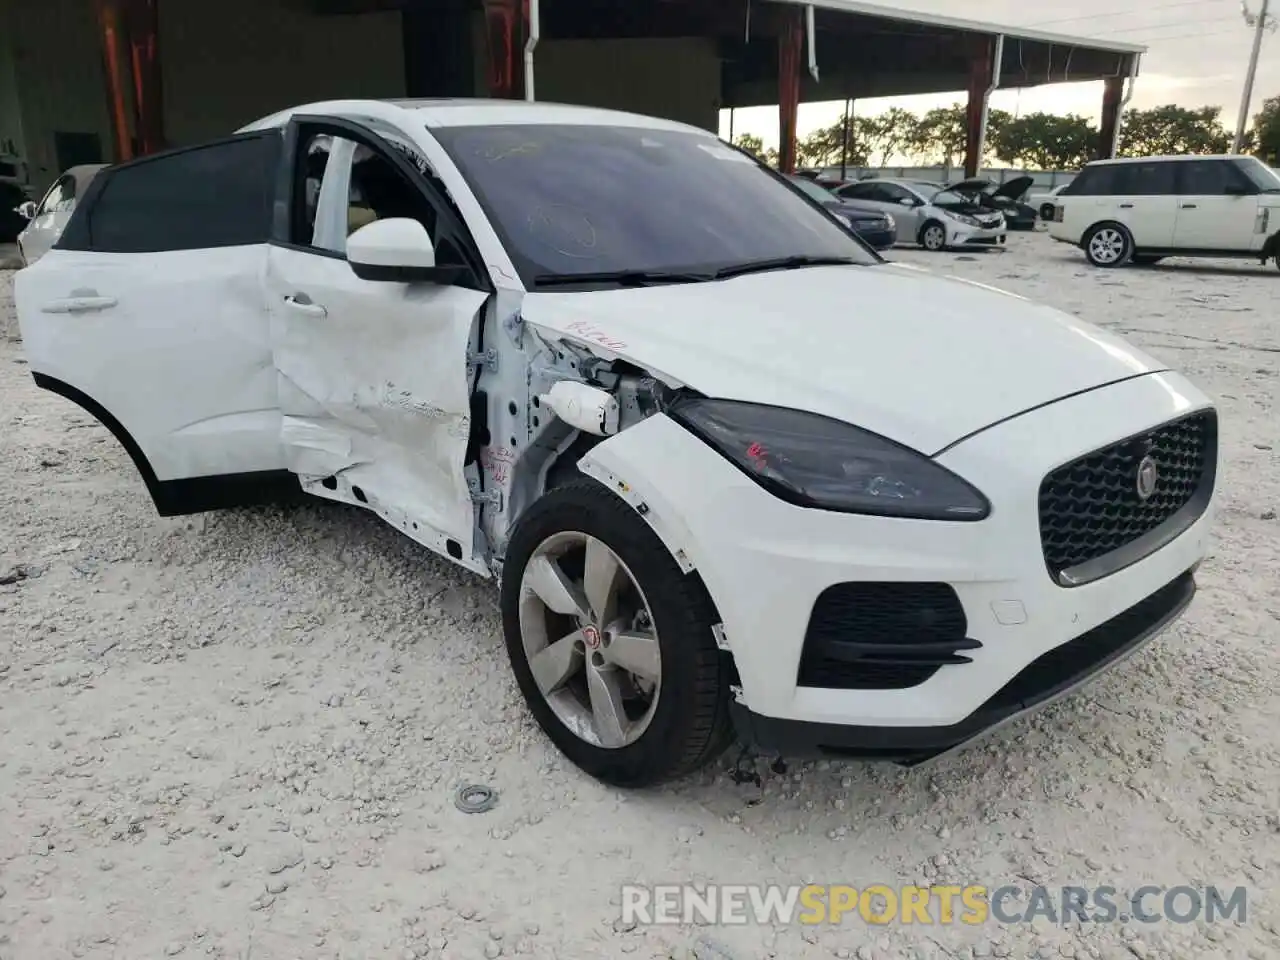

left=1118, top=203, right=1134, bottom=209
left=1180, top=203, right=1197, bottom=209
left=41, top=291, right=117, bottom=314
left=283, top=293, right=327, bottom=318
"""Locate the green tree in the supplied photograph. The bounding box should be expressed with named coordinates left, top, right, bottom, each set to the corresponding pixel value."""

left=906, top=105, right=968, bottom=166
left=1118, top=105, right=1232, bottom=157
left=1252, top=95, right=1280, bottom=164
left=991, top=112, right=1098, bottom=170
left=732, top=133, right=777, bottom=167
left=863, top=107, right=920, bottom=167
left=797, top=117, right=872, bottom=168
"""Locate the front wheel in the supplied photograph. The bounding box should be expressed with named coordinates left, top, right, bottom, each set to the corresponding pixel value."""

left=1083, top=223, right=1134, bottom=267
left=501, top=479, right=734, bottom=787
left=919, top=221, right=948, bottom=252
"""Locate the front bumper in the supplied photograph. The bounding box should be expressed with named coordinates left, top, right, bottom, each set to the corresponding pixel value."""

left=579, top=371, right=1216, bottom=740
left=854, top=225, right=897, bottom=250
left=729, top=568, right=1195, bottom=763
left=947, top=220, right=1006, bottom=246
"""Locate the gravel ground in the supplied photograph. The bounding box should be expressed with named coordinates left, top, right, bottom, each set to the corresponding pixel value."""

left=1, top=233, right=1277, bottom=960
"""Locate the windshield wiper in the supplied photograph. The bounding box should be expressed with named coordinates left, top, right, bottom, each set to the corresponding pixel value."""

left=711, top=255, right=864, bottom=280
left=532, top=269, right=713, bottom=288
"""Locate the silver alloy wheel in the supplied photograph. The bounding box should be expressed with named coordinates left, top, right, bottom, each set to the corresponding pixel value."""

left=922, top=224, right=946, bottom=250
left=518, top=531, right=661, bottom=749
left=1088, top=227, right=1127, bottom=264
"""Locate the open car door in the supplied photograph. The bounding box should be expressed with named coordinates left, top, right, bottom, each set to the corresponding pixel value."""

left=264, top=115, right=492, bottom=570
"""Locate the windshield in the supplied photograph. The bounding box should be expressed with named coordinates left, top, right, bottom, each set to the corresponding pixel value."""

left=432, top=124, right=877, bottom=287
left=1233, top=156, right=1280, bottom=192
left=929, top=188, right=970, bottom=206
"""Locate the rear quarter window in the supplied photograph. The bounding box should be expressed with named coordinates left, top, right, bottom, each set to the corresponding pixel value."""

left=66, top=133, right=281, bottom=254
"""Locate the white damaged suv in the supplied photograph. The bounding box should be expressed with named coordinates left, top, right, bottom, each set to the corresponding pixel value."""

left=14, top=99, right=1219, bottom=787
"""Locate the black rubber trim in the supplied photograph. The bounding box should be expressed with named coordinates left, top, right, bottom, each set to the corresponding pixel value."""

left=731, top=570, right=1196, bottom=764
left=32, top=373, right=301, bottom=516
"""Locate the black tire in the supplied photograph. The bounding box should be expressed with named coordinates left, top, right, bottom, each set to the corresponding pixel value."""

left=1040, top=203, right=1056, bottom=221
left=1082, top=222, right=1134, bottom=268
left=1131, top=255, right=1165, bottom=266
left=919, top=220, right=948, bottom=252
left=501, top=479, right=734, bottom=787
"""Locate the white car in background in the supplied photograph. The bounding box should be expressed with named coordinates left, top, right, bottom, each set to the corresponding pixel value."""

left=833, top=178, right=1007, bottom=250
left=14, top=99, right=1218, bottom=787
left=1028, top=184, right=1070, bottom=222
left=1048, top=155, right=1280, bottom=268
left=15, top=164, right=109, bottom=265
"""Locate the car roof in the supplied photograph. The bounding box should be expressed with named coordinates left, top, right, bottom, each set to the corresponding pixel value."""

left=239, top=98, right=710, bottom=137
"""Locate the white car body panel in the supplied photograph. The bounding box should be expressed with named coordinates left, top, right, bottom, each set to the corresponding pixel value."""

left=581, top=371, right=1214, bottom=726
left=14, top=245, right=284, bottom=481
left=17, top=209, right=75, bottom=265
left=522, top=262, right=1166, bottom=455
left=266, top=244, right=487, bottom=564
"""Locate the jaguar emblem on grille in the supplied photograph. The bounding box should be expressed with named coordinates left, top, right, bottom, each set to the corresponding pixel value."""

left=1135, top=455, right=1159, bottom=501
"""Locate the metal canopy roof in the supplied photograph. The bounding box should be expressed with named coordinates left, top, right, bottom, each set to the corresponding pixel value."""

left=722, top=0, right=1144, bottom=109
left=801, top=0, right=1147, bottom=55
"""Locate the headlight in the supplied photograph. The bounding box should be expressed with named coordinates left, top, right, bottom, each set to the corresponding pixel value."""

left=669, top=399, right=990, bottom=521
left=947, top=211, right=980, bottom=227
left=884, top=213, right=896, bottom=229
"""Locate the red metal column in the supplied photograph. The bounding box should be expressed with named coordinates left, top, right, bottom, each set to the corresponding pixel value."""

left=962, top=37, right=994, bottom=179
left=482, top=0, right=527, bottom=99
left=1097, top=74, right=1125, bottom=159
left=777, top=7, right=803, bottom=173
left=93, top=0, right=134, bottom=162
left=124, top=0, right=164, bottom=155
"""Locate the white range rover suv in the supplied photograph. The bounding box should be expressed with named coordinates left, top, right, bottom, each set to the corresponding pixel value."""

left=14, top=99, right=1219, bottom=787
left=1048, top=154, right=1280, bottom=268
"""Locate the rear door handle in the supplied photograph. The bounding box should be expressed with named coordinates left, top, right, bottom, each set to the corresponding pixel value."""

left=283, top=293, right=327, bottom=318
left=41, top=290, right=117, bottom=314
left=1118, top=203, right=1135, bottom=209
left=1180, top=203, right=1197, bottom=209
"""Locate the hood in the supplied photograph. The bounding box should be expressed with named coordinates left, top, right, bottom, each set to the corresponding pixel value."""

left=950, top=177, right=993, bottom=194
left=994, top=175, right=1035, bottom=201
left=521, top=263, right=1167, bottom=455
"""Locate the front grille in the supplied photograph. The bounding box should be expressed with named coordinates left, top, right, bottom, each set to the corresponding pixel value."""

left=797, top=582, right=977, bottom=690
left=1039, top=411, right=1216, bottom=582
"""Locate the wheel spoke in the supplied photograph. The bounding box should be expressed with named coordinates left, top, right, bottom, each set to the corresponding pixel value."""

left=524, top=555, right=589, bottom=619
left=582, top=536, right=623, bottom=626
left=586, top=664, right=629, bottom=748
left=529, top=629, right=585, bottom=694
left=605, top=628, right=661, bottom=683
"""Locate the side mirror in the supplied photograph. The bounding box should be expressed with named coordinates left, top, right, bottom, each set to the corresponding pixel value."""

left=347, top=217, right=442, bottom=283
left=16, top=200, right=37, bottom=220
left=898, top=197, right=915, bottom=207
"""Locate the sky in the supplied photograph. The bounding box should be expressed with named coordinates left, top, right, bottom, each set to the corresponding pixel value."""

left=718, top=0, right=1280, bottom=151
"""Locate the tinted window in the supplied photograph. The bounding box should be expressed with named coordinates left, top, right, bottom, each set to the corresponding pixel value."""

left=1178, top=159, right=1249, bottom=195
left=87, top=134, right=279, bottom=253
left=432, top=124, right=877, bottom=286
left=1113, top=161, right=1177, bottom=195
left=1061, top=165, right=1114, bottom=195
left=836, top=183, right=877, bottom=201
left=1232, top=156, right=1280, bottom=191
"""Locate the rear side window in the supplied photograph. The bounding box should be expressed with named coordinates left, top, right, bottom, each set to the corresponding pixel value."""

left=82, top=133, right=280, bottom=253
left=1177, top=159, right=1251, bottom=195
left=1112, top=161, right=1176, bottom=195
left=1062, top=165, right=1115, bottom=196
